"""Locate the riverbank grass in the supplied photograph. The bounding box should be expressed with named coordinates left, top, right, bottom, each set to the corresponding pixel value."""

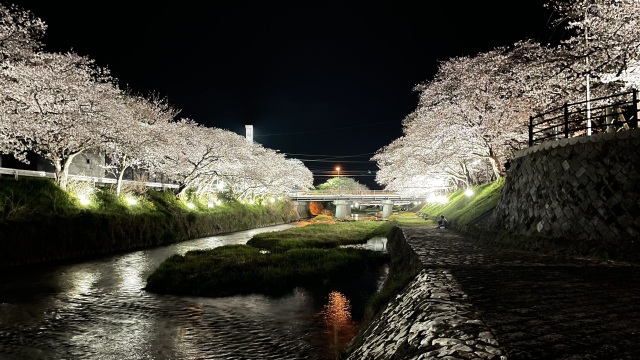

left=419, top=178, right=505, bottom=227
left=0, top=177, right=298, bottom=268
left=144, top=221, right=393, bottom=297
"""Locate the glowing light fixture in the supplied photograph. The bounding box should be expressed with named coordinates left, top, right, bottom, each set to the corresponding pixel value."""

left=187, top=202, right=195, bottom=209
left=79, top=195, right=91, bottom=206
left=465, top=188, right=474, bottom=197
left=269, top=197, right=275, bottom=203
left=426, top=193, right=448, bottom=204
left=125, top=196, right=137, bottom=206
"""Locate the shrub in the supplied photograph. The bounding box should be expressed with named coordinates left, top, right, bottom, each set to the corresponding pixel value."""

left=309, top=201, right=324, bottom=215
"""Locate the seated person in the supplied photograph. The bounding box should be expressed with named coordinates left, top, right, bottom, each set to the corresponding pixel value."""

left=437, top=215, right=449, bottom=228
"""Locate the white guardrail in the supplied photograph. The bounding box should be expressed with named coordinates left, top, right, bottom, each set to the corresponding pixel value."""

left=0, top=167, right=179, bottom=189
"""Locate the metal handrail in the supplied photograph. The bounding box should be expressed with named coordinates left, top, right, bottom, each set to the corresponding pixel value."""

left=0, top=167, right=179, bottom=189
left=529, top=89, right=639, bottom=146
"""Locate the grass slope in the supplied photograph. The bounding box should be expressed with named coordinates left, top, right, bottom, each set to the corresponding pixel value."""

left=420, top=178, right=505, bottom=228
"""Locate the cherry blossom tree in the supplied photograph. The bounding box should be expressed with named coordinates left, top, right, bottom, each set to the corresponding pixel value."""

left=374, top=0, right=640, bottom=194
left=374, top=41, right=588, bottom=193
left=506, top=40, right=587, bottom=112
left=0, top=51, right=122, bottom=189
left=389, top=49, right=535, bottom=183
left=545, top=0, right=640, bottom=93
left=148, top=119, right=228, bottom=198
left=0, top=3, right=46, bottom=162
left=149, top=119, right=313, bottom=200
left=149, top=120, right=252, bottom=198
left=373, top=134, right=482, bottom=197
left=0, top=3, right=46, bottom=61
left=225, top=144, right=313, bottom=199
left=0, top=2, right=312, bottom=201
left=601, top=59, right=640, bottom=89
left=316, top=176, right=369, bottom=191
left=101, top=92, right=179, bottom=195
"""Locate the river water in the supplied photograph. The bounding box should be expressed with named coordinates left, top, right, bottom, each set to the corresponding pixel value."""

left=0, top=224, right=388, bottom=360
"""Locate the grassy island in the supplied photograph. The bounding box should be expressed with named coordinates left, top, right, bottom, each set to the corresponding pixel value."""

left=144, top=220, right=395, bottom=297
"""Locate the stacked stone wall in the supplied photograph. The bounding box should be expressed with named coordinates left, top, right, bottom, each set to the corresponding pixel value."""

left=492, top=129, right=640, bottom=260
left=345, top=228, right=504, bottom=359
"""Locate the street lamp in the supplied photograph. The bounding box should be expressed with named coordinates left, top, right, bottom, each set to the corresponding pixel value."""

left=335, top=166, right=341, bottom=193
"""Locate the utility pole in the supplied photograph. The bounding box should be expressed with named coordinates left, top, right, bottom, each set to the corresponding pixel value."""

left=585, top=6, right=592, bottom=135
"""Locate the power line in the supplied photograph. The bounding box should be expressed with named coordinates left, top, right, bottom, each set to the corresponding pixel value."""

left=285, top=152, right=378, bottom=164
left=299, top=159, right=374, bottom=163
left=285, top=152, right=376, bottom=158
left=253, top=121, right=398, bottom=137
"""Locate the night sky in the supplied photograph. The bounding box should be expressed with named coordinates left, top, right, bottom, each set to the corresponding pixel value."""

left=8, top=1, right=554, bottom=189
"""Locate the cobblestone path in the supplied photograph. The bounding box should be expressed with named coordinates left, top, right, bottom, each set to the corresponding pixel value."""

left=404, top=227, right=640, bottom=360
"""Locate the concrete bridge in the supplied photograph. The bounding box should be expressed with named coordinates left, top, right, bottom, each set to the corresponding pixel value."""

left=287, top=190, right=422, bottom=220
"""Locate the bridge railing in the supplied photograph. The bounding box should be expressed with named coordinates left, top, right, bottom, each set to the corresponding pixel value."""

left=286, top=190, right=422, bottom=203
left=288, top=190, right=400, bottom=196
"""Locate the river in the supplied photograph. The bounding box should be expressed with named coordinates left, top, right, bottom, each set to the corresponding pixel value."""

left=0, top=224, right=388, bottom=360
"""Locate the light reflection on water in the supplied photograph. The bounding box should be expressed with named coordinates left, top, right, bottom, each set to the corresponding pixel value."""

left=0, top=224, right=387, bottom=360
left=341, top=236, right=388, bottom=252
left=319, top=291, right=359, bottom=360
left=114, top=252, right=148, bottom=293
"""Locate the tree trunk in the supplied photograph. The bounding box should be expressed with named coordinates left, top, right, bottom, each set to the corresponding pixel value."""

left=460, top=161, right=471, bottom=187
left=116, top=164, right=128, bottom=195
left=54, top=160, right=64, bottom=189
left=116, top=155, right=129, bottom=196
left=487, top=148, right=501, bottom=181
left=55, top=153, right=81, bottom=191
left=177, top=184, right=188, bottom=199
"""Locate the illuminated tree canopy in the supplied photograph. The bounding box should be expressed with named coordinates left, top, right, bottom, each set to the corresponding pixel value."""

left=316, top=177, right=369, bottom=191
left=0, top=3, right=313, bottom=198
left=373, top=0, right=640, bottom=196
left=3, top=1, right=638, bottom=198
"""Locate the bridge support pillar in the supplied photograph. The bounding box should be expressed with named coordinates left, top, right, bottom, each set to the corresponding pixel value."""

left=292, top=201, right=310, bottom=219
left=334, top=200, right=350, bottom=220
left=382, top=200, right=394, bottom=220
left=354, top=202, right=366, bottom=211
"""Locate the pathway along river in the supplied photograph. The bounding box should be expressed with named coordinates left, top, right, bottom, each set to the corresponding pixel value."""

left=0, top=224, right=389, bottom=360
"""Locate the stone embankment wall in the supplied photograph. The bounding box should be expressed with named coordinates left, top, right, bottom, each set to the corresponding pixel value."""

left=491, top=129, right=640, bottom=261
left=345, top=227, right=505, bottom=359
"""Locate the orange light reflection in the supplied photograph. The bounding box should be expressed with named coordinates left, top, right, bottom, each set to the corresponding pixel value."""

left=319, top=291, right=358, bottom=359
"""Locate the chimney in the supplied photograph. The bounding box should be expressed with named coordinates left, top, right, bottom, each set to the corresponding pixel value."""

left=245, top=125, right=253, bottom=142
